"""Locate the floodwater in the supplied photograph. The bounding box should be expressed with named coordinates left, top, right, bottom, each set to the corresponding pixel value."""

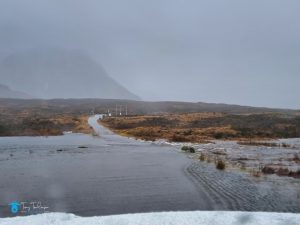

left=0, top=115, right=213, bottom=217
left=0, top=115, right=299, bottom=217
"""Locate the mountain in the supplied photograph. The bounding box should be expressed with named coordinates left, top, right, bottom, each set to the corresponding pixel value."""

left=0, top=49, right=140, bottom=100
left=0, top=84, right=32, bottom=99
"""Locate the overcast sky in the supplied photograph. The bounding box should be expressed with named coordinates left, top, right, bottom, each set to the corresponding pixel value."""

left=0, top=0, right=299, bottom=109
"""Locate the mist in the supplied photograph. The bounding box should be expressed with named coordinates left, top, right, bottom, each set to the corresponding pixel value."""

left=0, top=0, right=299, bottom=108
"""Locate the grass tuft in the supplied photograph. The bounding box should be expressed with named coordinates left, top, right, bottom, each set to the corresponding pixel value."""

left=216, top=160, right=226, bottom=170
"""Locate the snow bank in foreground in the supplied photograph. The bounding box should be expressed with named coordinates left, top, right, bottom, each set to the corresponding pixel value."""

left=1, top=211, right=299, bottom=225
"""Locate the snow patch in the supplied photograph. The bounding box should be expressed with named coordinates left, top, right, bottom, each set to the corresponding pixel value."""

left=1, top=211, right=299, bottom=225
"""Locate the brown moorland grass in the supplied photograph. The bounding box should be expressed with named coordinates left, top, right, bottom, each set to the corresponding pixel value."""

left=100, top=113, right=300, bottom=143
left=0, top=113, right=93, bottom=136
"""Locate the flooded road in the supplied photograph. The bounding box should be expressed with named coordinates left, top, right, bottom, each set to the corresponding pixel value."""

left=0, top=115, right=213, bottom=217
left=0, top=115, right=299, bottom=217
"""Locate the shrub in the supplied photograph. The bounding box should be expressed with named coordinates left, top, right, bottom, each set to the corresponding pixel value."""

left=240, top=163, right=246, bottom=170
left=293, top=153, right=300, bottom=161
left=183, top=129, right=193, bottom=136
left=189, top=147, right=195, bottom=153
left=289, top=169, right=300, bottom=179
left=262, top=165, right=275, bottom=174
left=276, top=167, right=290, bottom=176
left=281, top=142, right=292, bottom=148
left=181, top=146, right=189, bottom=151
left=181, top=146, right=195, bottom=153
left=199, top=153, right=205, bottom=161
left=252, top=170, right=262, bottom=177
left=213, top=132, right=224, bottom=139
left=216, top=160, right=226, bottom=170
left=171, top=134, right=190, bottom=142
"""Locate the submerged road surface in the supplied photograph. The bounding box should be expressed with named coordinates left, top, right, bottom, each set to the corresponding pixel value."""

left=1, top=115, right=299, bottom=217
left=0, top=115, right=213, bottom=217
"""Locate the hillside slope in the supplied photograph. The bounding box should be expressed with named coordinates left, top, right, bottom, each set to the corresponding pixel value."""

left=0, top=84, right=32, bottom=99
left=0, top=49, right=139, bottom=100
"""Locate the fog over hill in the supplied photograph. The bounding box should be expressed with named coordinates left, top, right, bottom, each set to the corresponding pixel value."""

left=1, top=0, right=299, bottom=108
left=0, top=49, right=140, bottom=100
left=0, top=84, right=32, bottom=99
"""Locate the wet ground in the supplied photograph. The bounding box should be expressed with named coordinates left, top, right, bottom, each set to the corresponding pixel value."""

left=0, top=115, right=299, bottom=217
left=189, top=139, right=300, bottom=173
left=0, top=115, right=213, bottom=217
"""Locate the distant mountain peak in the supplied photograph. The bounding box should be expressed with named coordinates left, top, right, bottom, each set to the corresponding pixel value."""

left=0, top=48, right=140, bottom=100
